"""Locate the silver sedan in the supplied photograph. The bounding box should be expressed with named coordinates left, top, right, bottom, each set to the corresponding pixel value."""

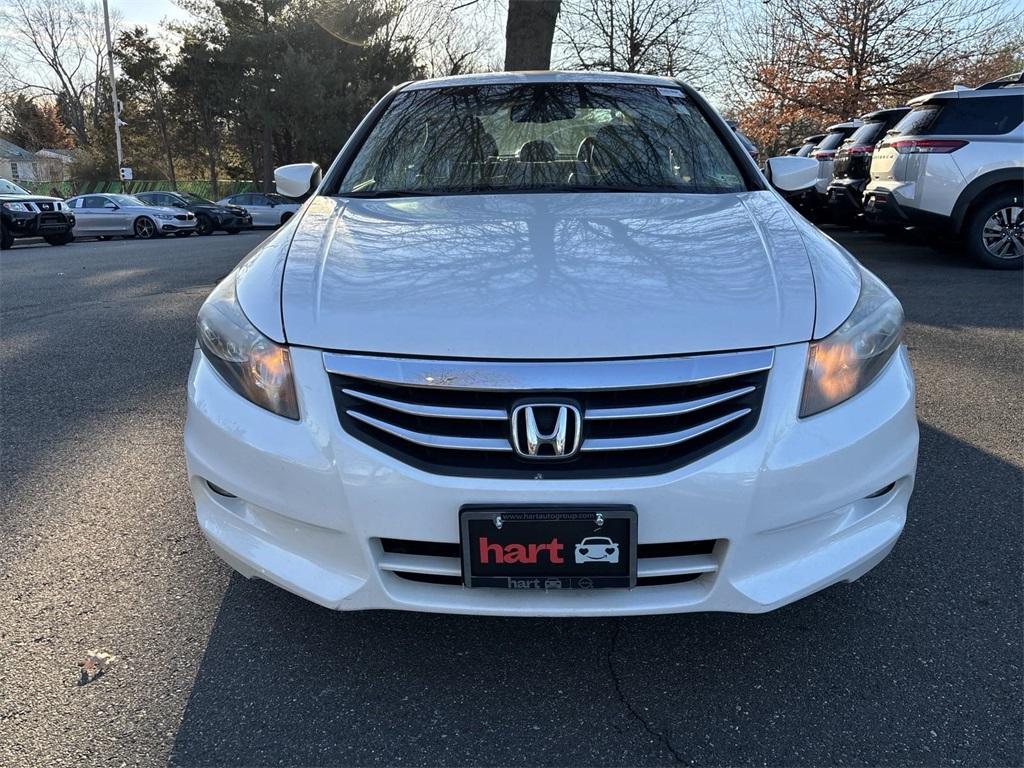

left=65, top=193, right=197, bottom=239
left=216, top=192, right=299, bottom=228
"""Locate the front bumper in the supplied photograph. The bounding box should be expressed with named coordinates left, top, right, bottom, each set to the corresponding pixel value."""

left=159, top=219, right=198, bottom=233
left=184, top=344, right=918, bottom=616
left=216, top=213, right=253, bottom=230
left=3, top=210, right=75, bottom=237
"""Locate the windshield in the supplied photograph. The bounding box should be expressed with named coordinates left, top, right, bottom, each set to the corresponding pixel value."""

left=0, top=179, right=30, bottom=195
left=182, top=192, right=215, bottom=205
left=339, top=83, right=747, bottom=196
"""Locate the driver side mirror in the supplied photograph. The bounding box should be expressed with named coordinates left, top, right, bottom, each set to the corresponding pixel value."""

left=765, top=156, right=818, bottom=194
left=104, top=202, right=119, bottom=210
left=275, top=163, right=321, bottom=199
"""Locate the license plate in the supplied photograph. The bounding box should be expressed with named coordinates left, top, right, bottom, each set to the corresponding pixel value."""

left=460, top=506, right=637, bottom=589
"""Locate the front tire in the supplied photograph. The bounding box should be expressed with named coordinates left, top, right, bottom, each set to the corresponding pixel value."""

left=1, top=227, right=13, bottom=250
left=44, top=232, right=74, bottom=246
left=279, top=212, right=293, bottom=227
left=195, top=216, right=214, bottom=236
left=965, top=192, right=1023, bottom=270
left=133, top=217, right=157, bottom=240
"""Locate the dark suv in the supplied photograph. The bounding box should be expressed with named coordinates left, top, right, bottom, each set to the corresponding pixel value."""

left=134, top=191, right=252, bottom=236
left=0, top=178, right=75, bottom=249
left=827, top=107, right=910, bottom=223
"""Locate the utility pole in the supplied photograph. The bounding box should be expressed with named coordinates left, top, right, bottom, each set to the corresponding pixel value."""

left=101, top=0, right=125, bottom=192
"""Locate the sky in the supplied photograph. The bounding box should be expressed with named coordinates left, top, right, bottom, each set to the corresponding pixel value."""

left=112, top=0, right=188, bottom=29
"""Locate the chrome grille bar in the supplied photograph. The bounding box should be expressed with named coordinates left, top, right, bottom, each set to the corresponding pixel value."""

left=580, top=408, right=751, bottom=452
left=323, top=349, right=774, bottom=391
left=585, top=385, right=756, bottom=420
left=342, top=388, right=507, bottom=420
left=347, top=410, right=513, bottom=452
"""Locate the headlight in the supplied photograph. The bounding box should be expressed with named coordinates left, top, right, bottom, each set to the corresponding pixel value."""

left=800, top=267, right=904, bottom=417
left=156, top=213, right=174, bottom=220
left=196, top=276, right=299, bottom=419
left=3, top=202, right=29, bottom=212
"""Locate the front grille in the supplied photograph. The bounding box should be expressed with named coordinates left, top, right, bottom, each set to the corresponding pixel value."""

left=377, top=537, right=722, bottom=587
left=37, top=213, right=66, bottom=231
left=174, top=214, right=190, bottom=221
left=325, top=350, right=771, bottom=479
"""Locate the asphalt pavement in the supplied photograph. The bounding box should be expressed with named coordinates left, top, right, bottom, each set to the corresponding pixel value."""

left=1, top=227, right=1021, bottom=767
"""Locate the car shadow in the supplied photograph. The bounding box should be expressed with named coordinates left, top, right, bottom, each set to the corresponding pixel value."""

left=169, top=422, right=1022, bottom=767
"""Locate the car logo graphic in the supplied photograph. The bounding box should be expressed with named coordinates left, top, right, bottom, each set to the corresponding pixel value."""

left=510, top=403, right=582, bottom=459
left=574, top=536, right=620, bottom=564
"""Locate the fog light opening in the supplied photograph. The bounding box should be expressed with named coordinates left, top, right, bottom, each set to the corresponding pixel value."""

left=865, top=481, right=896, bottom=500
left=207, top=481, right=237, bottom=498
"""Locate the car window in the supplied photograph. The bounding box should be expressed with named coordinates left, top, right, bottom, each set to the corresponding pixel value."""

left=894, top=97, right=1023, bottom=136
left=183, top=192, right=215, bottom=205
left=339, top=83, right=748, bottom=196
left=846, top=122, right=886, bottom=146
left=109, top=194, right=145, bottom=206
left=266, top=194, right=289, bottom=204
left=83, top=196, right=112, bottom=209
left=815, top=131, right=849, bottom=151
left=0, top=179, right=30, bottom=194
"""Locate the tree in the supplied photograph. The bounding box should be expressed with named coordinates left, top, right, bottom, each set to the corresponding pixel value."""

left=556, top=0, right=708, bottom=77
left=0, top=0, right=115, bottom=147
left=504, top=0, right=561, bottom=69
left=728, top=0, right=1024, bottom=154
left=1, top=95, right=71, bottom=150
left=115, top=27, right=177, bottom=185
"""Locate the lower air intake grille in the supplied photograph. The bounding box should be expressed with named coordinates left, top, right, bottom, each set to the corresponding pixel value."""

left=377, top=537, right=722, bottom=587
left=325, top=350, right=771, bottom=479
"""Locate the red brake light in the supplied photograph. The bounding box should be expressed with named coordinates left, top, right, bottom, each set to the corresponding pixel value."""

left=847, top=144, right=874, bottom=155
left=811, top=150, right=835, bottom=160
left=891, top=139, right=968, bottom=154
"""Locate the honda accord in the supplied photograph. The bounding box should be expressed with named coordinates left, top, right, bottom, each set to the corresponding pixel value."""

left=185, top=72, right=918, bottom=615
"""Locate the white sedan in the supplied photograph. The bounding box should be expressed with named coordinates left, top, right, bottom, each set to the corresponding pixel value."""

left=216, top=192, right=299, bottom=228
left=185, top=71, right=918, bottom=616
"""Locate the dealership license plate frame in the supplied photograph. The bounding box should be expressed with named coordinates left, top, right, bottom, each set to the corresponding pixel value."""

left=459, top=505, right=638, bottom=590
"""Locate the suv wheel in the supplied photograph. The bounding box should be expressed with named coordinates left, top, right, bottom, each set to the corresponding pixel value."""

left=966, top=193, right=1023, bottom=270
left=1, top=227, right=13, bottom=250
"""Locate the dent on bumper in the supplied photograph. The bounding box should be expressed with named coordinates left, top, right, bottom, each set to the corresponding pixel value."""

left=184, top=344, right=918, bottom=616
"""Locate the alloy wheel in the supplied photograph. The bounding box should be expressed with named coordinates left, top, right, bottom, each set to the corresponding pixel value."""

left=135, top=218, right=156, bottom=239
left=982, top=205, right=1024, bottom=260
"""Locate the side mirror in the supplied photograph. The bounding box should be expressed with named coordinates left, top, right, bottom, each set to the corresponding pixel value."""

left=765, top=156, right=818, bottom=194
left=104, top=202, right=119, bottom=209
left=275, top=162, right=321, bottom=199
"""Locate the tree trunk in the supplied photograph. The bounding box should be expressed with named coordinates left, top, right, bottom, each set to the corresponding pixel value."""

left=504, top=0, right=562, bottom=70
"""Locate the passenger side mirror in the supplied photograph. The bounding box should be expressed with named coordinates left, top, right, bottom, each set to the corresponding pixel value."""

left=765, top=156, right=818, bottom=194
left=275, top=163, right=321, bottom=199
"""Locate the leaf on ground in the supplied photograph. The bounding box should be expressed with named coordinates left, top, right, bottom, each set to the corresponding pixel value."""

left=77, top=649, right=118, bottom=686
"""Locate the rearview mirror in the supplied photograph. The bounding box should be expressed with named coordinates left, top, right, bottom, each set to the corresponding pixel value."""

left=275, top=163, right=321, bottom=199
left=765, top=156, right=818, bottom=194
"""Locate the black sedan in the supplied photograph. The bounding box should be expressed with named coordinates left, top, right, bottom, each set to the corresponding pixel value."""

left=1, top=178, right=75, bottom=249
left=134, top=191, right=252, bottom=236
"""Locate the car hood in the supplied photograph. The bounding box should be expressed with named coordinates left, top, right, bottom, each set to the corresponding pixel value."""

left=278, top=191, right=817, bottom=359
left=0, top=193, right=62, bottom=203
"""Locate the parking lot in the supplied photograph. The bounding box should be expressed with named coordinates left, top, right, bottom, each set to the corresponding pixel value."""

left=1, top=228, right=1021, bottom=766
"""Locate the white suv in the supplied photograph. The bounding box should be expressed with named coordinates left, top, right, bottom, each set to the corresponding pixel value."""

left=864, top=74, right=1024, bottom=269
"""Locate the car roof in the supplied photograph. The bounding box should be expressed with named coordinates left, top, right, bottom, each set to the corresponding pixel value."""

left=825, top=120, right=863, bottom=131
left=909, top=83, right=1024, bottom=104
left=402, top=70, right=683, bottom=91
left=860, top=107, right=910, bottom=121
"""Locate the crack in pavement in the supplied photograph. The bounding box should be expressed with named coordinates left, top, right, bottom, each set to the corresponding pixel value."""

left=606, top=619, right=687, bottom=765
